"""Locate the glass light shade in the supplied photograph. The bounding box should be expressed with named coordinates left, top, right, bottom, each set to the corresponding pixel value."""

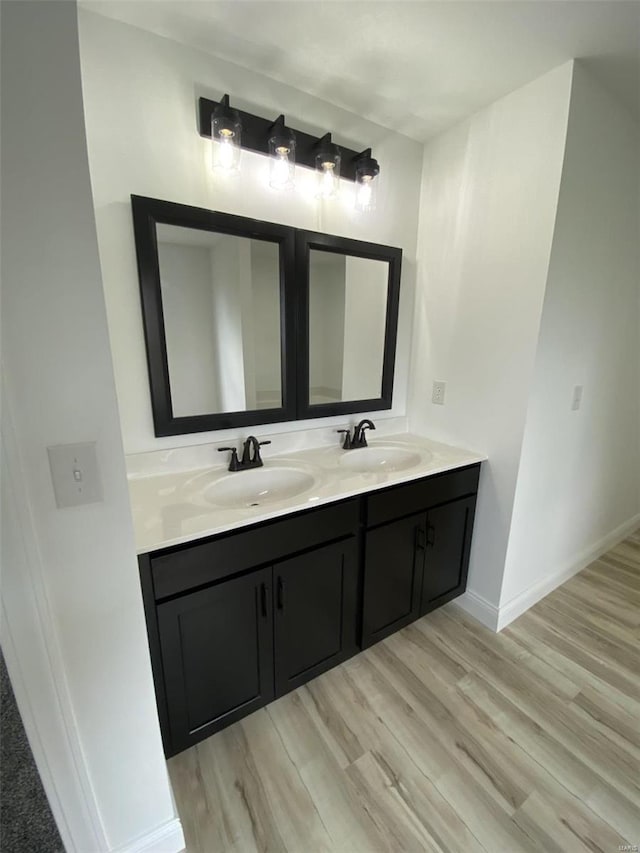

left=354, top=152, right=380, bottom=212
left=315, top=145, right=341, bottom=199
left=212, top=103, right=242, bottom=175
left=355, top=175, right=377, bottom=211
left=268, top=132, right=296, bottom=190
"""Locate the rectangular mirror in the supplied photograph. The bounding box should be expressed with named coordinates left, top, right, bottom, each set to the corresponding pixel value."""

left=297, top=231, right=402, bottom=419
left=157, top=226, right=282, bottom=416
left=131, top=198, right=402, bottom=436
left=132, top=197, right=296, bottom=435
left=308, top=251, right=389, bottom=404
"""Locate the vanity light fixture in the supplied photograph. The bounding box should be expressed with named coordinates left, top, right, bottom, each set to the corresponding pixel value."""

left=354, top=149, right=380, bottom=212
left=268, top=115, right=296, bottom=191
left=198, top=95, right=380, bottom=204
left=211, top=94, right=242, bottom=174
left=315, top=133, right=341, bottom=199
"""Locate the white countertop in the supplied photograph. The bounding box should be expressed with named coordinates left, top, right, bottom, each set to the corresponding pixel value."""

left=128, top=433, right=485, bottom=554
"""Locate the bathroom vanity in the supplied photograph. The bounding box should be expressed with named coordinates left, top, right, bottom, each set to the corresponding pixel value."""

left=132, top=435, right=483, bottom=758
left=129, top=198, right=483, bottom=759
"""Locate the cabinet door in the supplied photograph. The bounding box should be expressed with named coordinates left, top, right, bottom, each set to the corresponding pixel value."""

left=158, top=567, right=273, bottom=755
left=274, top=539, right=357, bottom=697
left=421, top=496, right=476, bottom=614
left=362, top=512, right=425, bottom=648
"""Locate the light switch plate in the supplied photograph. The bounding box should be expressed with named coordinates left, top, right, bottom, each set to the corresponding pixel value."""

left=47, top=442, right=103, bottom=508
left=432, top=380, right=446, bottom=405
left=571, top=385, right=584, bottom=411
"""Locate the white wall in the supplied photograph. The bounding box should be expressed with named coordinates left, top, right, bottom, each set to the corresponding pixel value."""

left=408, top=62, right=574, bottom=619
left=237, top=241, right=258, bottom=410
left=326, top=273, right=347, bottom=399
left=342, top=256, right=389, bottom=400
left=0, top=3, right=182, bottom=852
left=250, top=242, right=282, bottom=407
left=159, top=242, right=219, bottom=416
left=77, top=10, right=423, bottom=453
left=499, top=63, right=640, bottom=623
left=209, top=236, right=250, bottom=412
left=309, top=255, right=346, bottom=401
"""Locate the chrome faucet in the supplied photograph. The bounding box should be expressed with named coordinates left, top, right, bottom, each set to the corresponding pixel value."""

left=218, top=436, right=272, bottom=471
left=336, top=419, right=376, bottom=450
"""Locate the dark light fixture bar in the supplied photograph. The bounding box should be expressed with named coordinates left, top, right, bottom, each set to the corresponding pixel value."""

left=198, top=95, right=375, bottom=183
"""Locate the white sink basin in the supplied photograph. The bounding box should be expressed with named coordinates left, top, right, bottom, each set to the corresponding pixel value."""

left=204, top=467, right=316, bottom=509
left=339, top=446, right=427, bottom=473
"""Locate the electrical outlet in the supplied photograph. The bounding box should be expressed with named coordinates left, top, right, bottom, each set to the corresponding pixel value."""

left=47, top=442, right=103, bottom=508
left=571, top=385, right=584, bottom=411
left=432, top=380, right=446, bottom=405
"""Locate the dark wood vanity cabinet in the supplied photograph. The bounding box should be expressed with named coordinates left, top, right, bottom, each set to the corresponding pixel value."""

left=362, top=513, right=425, bottom=647
left=157, top=567, right=274, bottom=754
left=141, top=501, right=360, bottom=756
left=140, top=464, right=480, bottom=757
left=361, top=465, right=480, bottom=649
left=421, top=496, right=476, bottom=614
left=274, top=539, right=358, bottom=696
left=155, top=539, right=358, bottom=755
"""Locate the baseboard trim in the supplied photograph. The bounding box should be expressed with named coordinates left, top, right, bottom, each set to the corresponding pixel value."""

left=112, top=818, right=184, bottom=853
left=451, top=589, right=499, bottom=632
left=496, top=513, right=640, bottom=632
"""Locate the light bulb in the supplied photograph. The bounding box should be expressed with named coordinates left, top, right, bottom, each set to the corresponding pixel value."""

left=354, top=151, right=379, bottom=212
left=217, top=137, right=236, bottom=171
left=271, top=154, right=290, bottom=189
left=315, top=138, right=341, bottom=199
left=319, top=163, right=337, bottom=198
left=268, top=130, right=296, bottom=190
left=212, top=96, right=242, bottom=175
left=356, top=176, right=372, bottom=209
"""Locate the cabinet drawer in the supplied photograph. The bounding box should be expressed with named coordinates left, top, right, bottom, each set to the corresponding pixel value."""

left=151, top=498, right=359, bottom=600
left=366, top=465, right=480, bottom=528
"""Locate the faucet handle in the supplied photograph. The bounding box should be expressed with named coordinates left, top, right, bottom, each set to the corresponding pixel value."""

left=218, top=446, right=240, bottom=471
left=254, top=440, right=271, bottom=465
left=336, top=429, right=352, bottom=450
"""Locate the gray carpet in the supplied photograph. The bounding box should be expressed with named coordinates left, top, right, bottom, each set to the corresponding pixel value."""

left=1, top=649, right=64, bottom=853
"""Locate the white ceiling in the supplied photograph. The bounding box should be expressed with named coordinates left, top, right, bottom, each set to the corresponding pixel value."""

left=81, top=1, right=640, bottom=140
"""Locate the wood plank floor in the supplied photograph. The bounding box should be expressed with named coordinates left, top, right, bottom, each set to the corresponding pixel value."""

left=169, top=530, right=640, bottom=852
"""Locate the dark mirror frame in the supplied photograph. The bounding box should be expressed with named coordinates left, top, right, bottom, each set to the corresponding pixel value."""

left=296, top=230, right=402, bottom=420
left=131, top=196, right=402, bottom=436
left=131, top=195, right=297, bottom=436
